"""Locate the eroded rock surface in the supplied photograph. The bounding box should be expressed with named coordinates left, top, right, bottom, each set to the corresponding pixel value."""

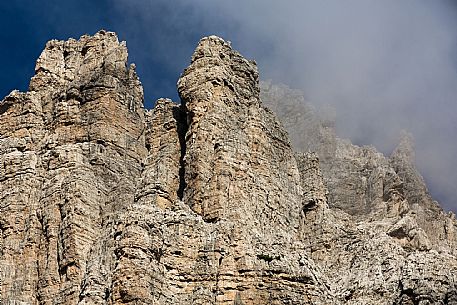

left=262, top=81, right=457, bottom=304
left=0, top=31, right=456, bottom=305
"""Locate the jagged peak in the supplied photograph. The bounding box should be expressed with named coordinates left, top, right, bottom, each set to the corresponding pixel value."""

left=391, top=130, right=415, bottom=164
left=190, top=35, right=232, bottom=61
left=178, top=35, right=259, bottom=104
left=29, top=30, right=136, bottom=94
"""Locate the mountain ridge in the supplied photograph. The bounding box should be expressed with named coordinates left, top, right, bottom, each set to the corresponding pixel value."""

left=0, top=30, right=456, bottom=305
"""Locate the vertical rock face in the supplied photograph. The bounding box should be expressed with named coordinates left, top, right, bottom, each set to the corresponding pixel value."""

left=0, top=32, right=333, bottom=305
left=140, top=98, right=184, bottom=209
left=1, top=31, right=146, bottom=304
left=178, top=36, right=302, bottom=230
left=1, top=31, right=457, bottom=305
left=172, top=36, right=331, bottom=304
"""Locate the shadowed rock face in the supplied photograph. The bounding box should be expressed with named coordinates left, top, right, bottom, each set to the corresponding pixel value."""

left=0, top=31, right=457, bottom=305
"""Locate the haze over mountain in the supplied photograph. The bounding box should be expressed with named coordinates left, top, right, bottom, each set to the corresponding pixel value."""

left=1, top=0, right=457, bottom=211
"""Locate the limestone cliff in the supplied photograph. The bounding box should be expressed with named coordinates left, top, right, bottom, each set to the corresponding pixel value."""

left=0, top=31, right=456, bottom=305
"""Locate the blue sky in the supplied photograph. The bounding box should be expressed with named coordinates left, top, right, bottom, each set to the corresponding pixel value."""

left=2, top=1, right=457, bottom=211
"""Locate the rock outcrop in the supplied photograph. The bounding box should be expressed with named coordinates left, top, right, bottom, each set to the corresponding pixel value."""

left=0, top=31, right=456, bottom=305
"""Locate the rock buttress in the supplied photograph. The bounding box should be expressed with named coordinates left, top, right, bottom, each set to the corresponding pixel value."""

left=178, top=36, right=302, bottom=229
left=1, top=31, right=146, bottom=304
left=172, top=35, right=333, bottom=304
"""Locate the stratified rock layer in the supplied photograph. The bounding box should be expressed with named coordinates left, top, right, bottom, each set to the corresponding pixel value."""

left=0, top=31, right=456, bottom=305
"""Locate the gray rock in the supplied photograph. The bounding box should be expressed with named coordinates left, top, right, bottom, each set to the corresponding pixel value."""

left=0, top=31, right=456, bottom=305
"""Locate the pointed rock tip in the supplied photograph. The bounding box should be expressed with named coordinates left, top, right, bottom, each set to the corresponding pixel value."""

left=44, top=30, right=119, bottom=49
left=190, top=35, right=240, bottom=63
left=397, top=131, right=415, bottom=151
left=178, top=35, right=259, bottom=104
left=30, top=29, right=135, bottom=94
left=81, top=29, right=119, bottom=40
left=154, top=98, right=175, bottom=106
left=199, top=35, right=230, bottom=47
left=391, top=130, right=415, bottom=164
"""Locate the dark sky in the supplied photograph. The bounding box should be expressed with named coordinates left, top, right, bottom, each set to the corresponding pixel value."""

left=2, top=1, right=457, bottom=212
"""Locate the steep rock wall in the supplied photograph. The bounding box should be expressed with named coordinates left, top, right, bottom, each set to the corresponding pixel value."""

left=0, top=32, right=332, bottom=305
left=0, top=31, right=456, bottom=305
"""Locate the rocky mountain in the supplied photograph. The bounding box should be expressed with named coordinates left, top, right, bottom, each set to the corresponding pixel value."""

left=0, top=30, right=456, bottom=304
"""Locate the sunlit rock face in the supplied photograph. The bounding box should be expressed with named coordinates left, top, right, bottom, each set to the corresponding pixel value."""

left=0, top=30, right=456, bottom=305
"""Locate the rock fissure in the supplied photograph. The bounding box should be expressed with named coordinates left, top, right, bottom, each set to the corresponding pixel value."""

left=175, top=105, right=188, bottom=201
